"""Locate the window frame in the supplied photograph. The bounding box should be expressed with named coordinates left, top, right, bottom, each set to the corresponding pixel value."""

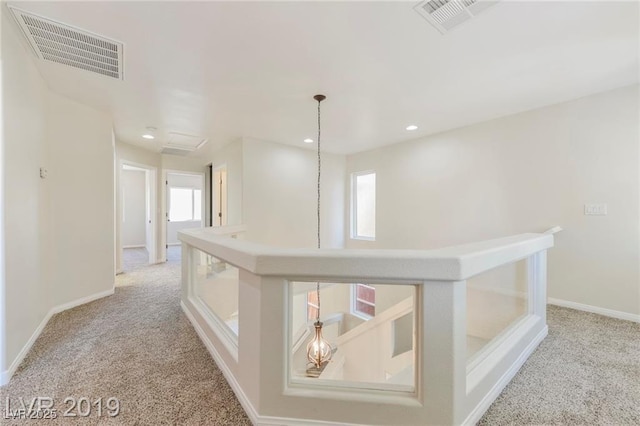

left=351, top=283, right=375, bottom=320
left=350, top=170, right=376, bottom=241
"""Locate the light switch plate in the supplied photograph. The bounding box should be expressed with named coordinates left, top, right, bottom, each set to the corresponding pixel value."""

left=39, top=167, right=48, bottom=179
left=584, top=203, right=607, bottom=215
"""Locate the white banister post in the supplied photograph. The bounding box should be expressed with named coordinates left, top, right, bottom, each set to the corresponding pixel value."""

left=181, top=242, right=191, bottom=301
left=421, top=280, right=467, bottom=425
left=528, top=251, right=548, bottom=323
left=257, top=276, right=288, bottom=412
left=237, top=273, right=288, bottom=412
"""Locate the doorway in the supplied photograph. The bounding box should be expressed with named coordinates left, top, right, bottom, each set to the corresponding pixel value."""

left=165, top=171, right=205, bottom=262
left=118, top=162, right=157, bottom=273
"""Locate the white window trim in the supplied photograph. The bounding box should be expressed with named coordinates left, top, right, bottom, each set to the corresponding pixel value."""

left=350, top=170, right=376, bottom=241
left=351, top=283, right=375, bottom=320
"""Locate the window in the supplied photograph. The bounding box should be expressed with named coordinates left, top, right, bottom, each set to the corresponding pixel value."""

left=169, top=188, right=202, bottom=222
left=307, top=291, right=319, bottom=321
left=352, top=284, right=375, bottom=318
left=351, top=171, right=376, bottom=240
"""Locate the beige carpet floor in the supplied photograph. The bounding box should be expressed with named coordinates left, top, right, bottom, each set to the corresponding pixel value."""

left=1, top=257, right=638, bottom=425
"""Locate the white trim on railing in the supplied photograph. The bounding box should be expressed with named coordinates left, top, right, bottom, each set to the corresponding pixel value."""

left=179, top=229, right=553, bottom=282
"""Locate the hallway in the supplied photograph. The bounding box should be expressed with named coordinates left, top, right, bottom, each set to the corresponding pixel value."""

left=0, top=260, right=250, bottom=425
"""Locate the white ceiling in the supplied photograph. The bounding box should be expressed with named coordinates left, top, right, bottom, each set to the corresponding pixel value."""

left=6, top=1, right=639, bottom=155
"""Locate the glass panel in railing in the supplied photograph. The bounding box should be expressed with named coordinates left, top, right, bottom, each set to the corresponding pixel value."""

left=466, top=259, right=528, bottom=361
left=192, top=248, right=239, bottom=337
left=289, top=281, right=416, bottom=393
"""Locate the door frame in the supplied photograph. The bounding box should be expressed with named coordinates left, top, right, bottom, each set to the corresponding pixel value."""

left=117, top=160, right=158, bottom=273
left=161, top=169, right=206, bottom=262
left=212, top=163, right=228, bottom=227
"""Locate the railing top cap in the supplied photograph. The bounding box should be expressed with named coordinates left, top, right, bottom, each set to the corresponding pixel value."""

left=178, top=227, right=553, bottom=281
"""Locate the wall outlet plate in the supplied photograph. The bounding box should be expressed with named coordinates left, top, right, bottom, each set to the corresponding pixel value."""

left=584, top=203, right=607, bottom=215
left=39, top=167, right=48, bottom=179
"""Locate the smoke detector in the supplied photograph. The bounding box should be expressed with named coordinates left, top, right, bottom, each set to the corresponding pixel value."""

left=414, top=0, right=499, bottom=34
left=9, top=6, right=124, bottom=80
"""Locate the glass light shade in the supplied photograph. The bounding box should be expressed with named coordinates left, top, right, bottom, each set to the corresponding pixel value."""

left=306, top=321, right=332, bottom=373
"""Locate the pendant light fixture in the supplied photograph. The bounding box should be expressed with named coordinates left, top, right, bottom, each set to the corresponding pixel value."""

left=306, top=94, right=333, bottom=377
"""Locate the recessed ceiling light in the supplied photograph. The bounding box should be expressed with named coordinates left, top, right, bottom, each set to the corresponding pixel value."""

left=303, top=138, right=314, bottom=144
left=142, top=126, right=156, bottom=140
left=406, top=125, right=418, bottom=131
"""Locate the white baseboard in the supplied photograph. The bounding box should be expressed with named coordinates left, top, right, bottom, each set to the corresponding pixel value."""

left=548, top=298, right=639, bottom=323
left=462, top=325, right=548, bottom=426
left=0, top=309, right=54, bottom=386
left=1, top=287, right=115, bottom=386
left=51, top=288, right=114, bottom=314
left=180, top=301, right=259, bottom=424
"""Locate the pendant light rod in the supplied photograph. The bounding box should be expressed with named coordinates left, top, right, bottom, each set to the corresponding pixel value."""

left=305, top=94, right=333, bottom=375
left=314, top=94, right=325, bottom=320
left=314, top=94, right=324, bottom=252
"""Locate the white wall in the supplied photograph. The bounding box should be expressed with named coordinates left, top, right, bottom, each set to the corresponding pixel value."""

left=121, top=169, right=146, bottom=247
left=162, top=154, right=203, bottom=174
left=2, top=9, right=50, bottom=374
left=242, top=138, right=345, bottom=248
left=45, top=91, right=114, bottom=308
left=346, top=85, right=640, bottom=317
left=2, top=10, right=115, bottom=379
left=0, top=2, right=5, bottom=374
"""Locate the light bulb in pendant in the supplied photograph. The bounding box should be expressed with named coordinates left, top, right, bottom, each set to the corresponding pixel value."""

left=306, top=320, right=332, bottom=375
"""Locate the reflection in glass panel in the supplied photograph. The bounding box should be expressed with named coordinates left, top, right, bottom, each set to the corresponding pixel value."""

left=466, top=260, right=528, bottom=361
left=307, top=291, right=319, bottom=321
left=291, top=282, right=415, bottom=391
left=193, top=249, right=239, bottom=336
left=355, top=173, right=376, bottom=238
left=193, top=189, right=202, bottom=221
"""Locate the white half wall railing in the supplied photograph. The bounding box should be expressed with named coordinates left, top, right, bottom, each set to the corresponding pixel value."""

left=179, top=226, right=553, bottom=425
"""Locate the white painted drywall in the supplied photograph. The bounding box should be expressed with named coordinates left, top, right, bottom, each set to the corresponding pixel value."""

left=0, top=2, right=5, bottom=374
left=2, top=12, right=115, bottom=377
left=162, top=154, right=203, bottom=174
left=346, top=85, right=640, bottom=317
left=242, top=138, right=345, bottom=248
left=168, top=173, right=202, bottom=189
left=2, top=10, right=50, bottom=372
left=46, top=91, right=115, bottom=308
left=121, top=169, right=146, bottom=247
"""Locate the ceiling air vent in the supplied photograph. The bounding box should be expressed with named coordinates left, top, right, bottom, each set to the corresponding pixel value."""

left=160, top=133, right=208, bottom=156
left=414, top=0, right=499, bottom=34
left=9, top=6, right=124, bottom=80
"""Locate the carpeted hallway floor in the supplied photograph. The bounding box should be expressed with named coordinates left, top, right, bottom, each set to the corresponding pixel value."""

left=1, top=256, right=638, bottom=425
